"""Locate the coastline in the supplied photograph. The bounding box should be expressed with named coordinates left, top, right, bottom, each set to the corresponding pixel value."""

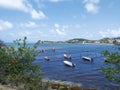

left=42, top=78, right=99, bottom=90
left=1, top=79, right=120, bottom=90
left=42, top=78, right=82, bottom=87
left=0, top=79, right=96, bottom=90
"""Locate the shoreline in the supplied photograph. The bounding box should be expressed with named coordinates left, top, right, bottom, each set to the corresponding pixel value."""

left=42, top=78, right=82, bottom=87
left=42, top=78, right=98, bottom=90
left=1, top=78, right=120, bottom=90
left=42, top=78, right=120, bottom=90
left=42, top=78, right=100, bottom=89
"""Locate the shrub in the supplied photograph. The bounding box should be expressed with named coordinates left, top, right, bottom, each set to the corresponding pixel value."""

left=101, top=49, right=120, bottom=84
left=0, top=37, right=43, bottom=90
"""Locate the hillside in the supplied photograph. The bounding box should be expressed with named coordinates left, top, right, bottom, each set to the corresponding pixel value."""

left=65, top=38, right=91, bottom=43
left=38, top=37, right=120, bottom=44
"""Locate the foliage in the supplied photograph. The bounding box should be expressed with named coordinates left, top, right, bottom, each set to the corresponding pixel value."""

left=0, top=40, right=6, bottom=47
left=101, top=49, right=120, bottom=83
left=0, top=37, right=44, bottom=90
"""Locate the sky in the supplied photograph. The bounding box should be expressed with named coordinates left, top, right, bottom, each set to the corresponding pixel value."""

left=0, top=0, right=120, bottom=42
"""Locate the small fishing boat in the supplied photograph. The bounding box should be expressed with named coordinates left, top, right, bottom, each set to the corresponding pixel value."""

left=63, top=61, right=75, bottom=67
left=52, top=47, right=56, bottom=51
left=82, top=56, right=93, bottom=62
left=40, top=49, right=45, bottom=53
left=44, top=56, right=50, bottom=61
left=63, top=54, right=71, bottom=59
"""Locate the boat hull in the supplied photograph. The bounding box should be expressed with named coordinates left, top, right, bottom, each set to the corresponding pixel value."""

left=63, top=54, right=71, bottom=59
left=82, top=56, right=93, bottom=62
left=63, top=61, right=75, bottom=67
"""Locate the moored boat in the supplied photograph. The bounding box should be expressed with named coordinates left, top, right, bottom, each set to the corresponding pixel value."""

left=82, top=56, right=93, bottom=62
left=40, top=49, right=45, bottom=53
left=44, top=56, right=50, bottom=61
left=63, top=61, right=75, bottom=67
left=52, top=47, right=56, bottom=51
left=63, top=54, right=71, bottom=59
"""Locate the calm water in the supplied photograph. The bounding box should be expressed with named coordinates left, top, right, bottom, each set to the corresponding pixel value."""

left=7, top=43, right=120, bottom=89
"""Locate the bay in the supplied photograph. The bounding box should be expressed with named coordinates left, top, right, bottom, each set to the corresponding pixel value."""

left=7, top=43, right=120, bottom=89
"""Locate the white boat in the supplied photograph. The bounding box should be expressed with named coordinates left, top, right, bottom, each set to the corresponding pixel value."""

left=82, top=56, right=93, bottom=62
left=44, top=56, right=50, bottom=61
left=63, top=54, right=71, bottom=59
left=63, top=61, right=75, bottom=67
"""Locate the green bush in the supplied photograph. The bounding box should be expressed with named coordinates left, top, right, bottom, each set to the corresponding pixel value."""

left=102, top=49, right=120, bottom=84
left=0, top=37, right=43, bottom=90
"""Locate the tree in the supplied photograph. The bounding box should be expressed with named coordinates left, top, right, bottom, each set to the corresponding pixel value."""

left=102, top=49, right=120, bottom=84
left=0, top=40, right=6, bottom=47
left=0, top=37, right=44, bottom=90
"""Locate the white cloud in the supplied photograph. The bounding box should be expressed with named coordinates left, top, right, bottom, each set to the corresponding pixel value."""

left=43, top=0, right=63, bottom=3
left=0, top=0, right=28, bottom=12
left=49, top=0, right=62, bottom=2
left=91, top=0, right=99, bottom=4
left=55, top=29, right=66, bottom=35
left=50, top=29, right=66, bottom=36
left=62, top=24, right=81, bottom=29
left=50, top=24, right=66, bottom=36
left=0, top=0, right=47, bottom=19
left=85, top=3, right=99, bottom=14
left=83, top=0, right=99, bottom=4
left=30, top=10, right=46, bottom=19
left=0, top=19, right=13, bottom=31
left=99, top=28, right=120, bottom=38
left=54, top=23, right=60, bottom=28
left=83, top=0, right=100, bottom=14
left=21, top=21, right=36, bottom=28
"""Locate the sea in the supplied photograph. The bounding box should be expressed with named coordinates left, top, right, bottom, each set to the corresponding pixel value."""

left=7, top=43, right=120, bottom=90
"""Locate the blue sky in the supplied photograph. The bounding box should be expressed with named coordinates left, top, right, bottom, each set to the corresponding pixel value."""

left=0, top=0, right=120, bottom=42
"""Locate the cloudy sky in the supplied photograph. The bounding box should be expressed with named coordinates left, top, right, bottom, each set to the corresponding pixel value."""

left=0, top=0, right=120, bottom=42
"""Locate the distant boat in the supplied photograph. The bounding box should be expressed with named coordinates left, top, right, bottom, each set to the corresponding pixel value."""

left=63, top=54, right=71, bottom=59
left=82, top=56, right=93, bottom=62
left=82, top=41, right=85, bottom=44
left=52, top=47, right=56, bottom=51
left=40, top=49, right=45, bottom=53
left=63, top=61, right=75, bottom=67
left=44, top=56, right=50, bottom=61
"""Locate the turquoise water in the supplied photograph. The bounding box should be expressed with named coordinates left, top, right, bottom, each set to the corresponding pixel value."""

left=7, top=43, right=120, bottom=89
